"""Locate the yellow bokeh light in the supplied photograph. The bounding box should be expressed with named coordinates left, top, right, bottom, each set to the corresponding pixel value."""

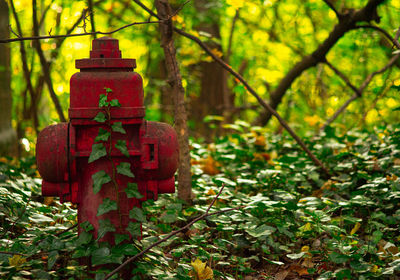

left=226, top=0, right=244, bottom=9
left=365, top=110, right=378, bottom=123
left=386, top=98, right=398, bottom=108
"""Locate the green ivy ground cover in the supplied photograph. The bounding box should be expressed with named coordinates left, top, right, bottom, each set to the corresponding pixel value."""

left=0, top=124, right=399, bottom=279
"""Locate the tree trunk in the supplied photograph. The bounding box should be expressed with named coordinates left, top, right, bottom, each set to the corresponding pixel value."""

left=191, top=0, right=230, bottom=139
left=0, top=0, right=17, bottom=156
left=155, top=0, right=192, bottom=203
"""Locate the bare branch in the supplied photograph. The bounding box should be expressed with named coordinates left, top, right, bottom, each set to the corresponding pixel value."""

left=0, top=19, right=163, bottom=43
left=104, top=185, right=242, bottom=280
left=321, top=56, right=399, bottom=130
left=256, top=0, right=386, bottom=125
left=320, top=27, right=400, bottom=130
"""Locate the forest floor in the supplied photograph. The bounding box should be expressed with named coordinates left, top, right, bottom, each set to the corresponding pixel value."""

left=0, top=124, right=400, bottom=279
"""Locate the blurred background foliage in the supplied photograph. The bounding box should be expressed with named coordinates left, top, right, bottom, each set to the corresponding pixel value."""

left=0, top=0, right=399, bottom=156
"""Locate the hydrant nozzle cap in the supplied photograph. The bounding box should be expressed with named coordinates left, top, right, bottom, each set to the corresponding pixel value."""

left=75, top=36, right=136, bottom=69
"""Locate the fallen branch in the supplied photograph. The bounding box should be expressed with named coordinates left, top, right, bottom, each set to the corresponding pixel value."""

left=104, top=185, right=243, bottom=279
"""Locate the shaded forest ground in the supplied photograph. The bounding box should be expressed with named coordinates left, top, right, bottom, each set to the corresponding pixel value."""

left=1, top=124, right=400, bottom=279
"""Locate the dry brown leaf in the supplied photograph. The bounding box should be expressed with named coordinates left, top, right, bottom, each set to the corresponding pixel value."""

left=274, top=270, right=289, bottom=280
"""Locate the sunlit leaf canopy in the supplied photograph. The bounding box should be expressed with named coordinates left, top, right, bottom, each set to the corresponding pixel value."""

left=8, top=0, right=400, bottom=152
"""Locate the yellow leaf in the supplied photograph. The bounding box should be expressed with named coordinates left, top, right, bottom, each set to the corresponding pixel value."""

left=190, top=258, right=213, bottom=280
left=9, top=254, right=26, bottom=268
left=304, top=115, right=320, bottom=127
left=301, top=246, right=310, bottom=252
left=210, top=48, right=223, bottom=58
left=370, top=265, right=379, bottom=273
left=300, top=222, right=312, bottom=232
left=350, top=222, right=361, bottom=235
left=254, top=135, right=266, bottom=147
left=206, top=189, right=216, bottom=196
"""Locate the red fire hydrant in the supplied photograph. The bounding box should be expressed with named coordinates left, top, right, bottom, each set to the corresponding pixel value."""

left=36, top=37, right=179, bottom=242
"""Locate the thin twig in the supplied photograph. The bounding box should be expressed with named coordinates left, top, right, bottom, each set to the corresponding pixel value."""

left=104, top=185, right=239, bottom=279
left=324, top=60, right=361, bottom=96
left=353, top=25, right=400, bottom=49
left=132, top=0, right=332, bottom=178
left=55, top=223, right=78, bottom=237
left=320, top=27, right=400, bottom=130
left=0, top=20, right=164, bottom=43
left=0, top=251, right=29, bottom=257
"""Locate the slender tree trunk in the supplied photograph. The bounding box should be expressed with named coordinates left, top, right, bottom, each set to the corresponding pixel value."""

left=191, top=0, right=230, bottom=138
left=155, top=0, right=192, bottom=203
left=0, top=0, right=17, bottom=156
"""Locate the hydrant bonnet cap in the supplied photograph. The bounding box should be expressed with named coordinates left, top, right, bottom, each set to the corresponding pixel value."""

left=75, top=36, right=136, bottom=69
left=90, top=36, right=121, bottom=58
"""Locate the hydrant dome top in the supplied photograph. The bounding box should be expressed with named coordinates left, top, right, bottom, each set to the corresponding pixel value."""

left=75, top=36, right=136, bottom=69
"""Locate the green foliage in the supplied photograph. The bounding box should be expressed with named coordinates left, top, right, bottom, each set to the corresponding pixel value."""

left=125, top=182, right=144, bottom=199
left=129, top=207, right=147, bottom=223
left=93, top=112, right=107, bottom=123
left=2, top=124, right=400, bottom=278
left=111, top=122, right=126, bottom=134
left=97, top=219, right=116, bottom=241
left=116, top=162, right=135, bottom=178
left=115, top=140, right=129, bottom=157
left=88, top=143, right=107, bottom=163
left=95, top=128, right=111, bottom=142
left=97, top=198, right=118, bottom=216
left=92, top=170, right=112, bottom=194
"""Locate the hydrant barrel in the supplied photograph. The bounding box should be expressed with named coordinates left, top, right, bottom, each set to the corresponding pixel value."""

left=36, top=36, right=179, bottom=244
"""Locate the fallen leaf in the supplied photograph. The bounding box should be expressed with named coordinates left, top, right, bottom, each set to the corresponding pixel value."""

left=9, top=255, right=26, bottom=269
left=254, top=135, right=266, bottom=146
left=302, top=257, right=314, bottom=268
left=206, top=189, right=216, bottom=196
left=350, top=222, right=361, bottom=235
left=290, top=264, right=309, bottom=276
left=275, top=270, right=289, bottom=280
left=190, top=258, right=213, bottom=280
left=201, top=156, right=220, bottom=175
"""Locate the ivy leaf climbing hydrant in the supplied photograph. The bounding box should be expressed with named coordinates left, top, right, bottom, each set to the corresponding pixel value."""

left=36, top=37, right=179, bottom=243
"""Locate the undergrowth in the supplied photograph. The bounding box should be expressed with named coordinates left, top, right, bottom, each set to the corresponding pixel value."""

left=0, top=124, right=399, bottom=279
